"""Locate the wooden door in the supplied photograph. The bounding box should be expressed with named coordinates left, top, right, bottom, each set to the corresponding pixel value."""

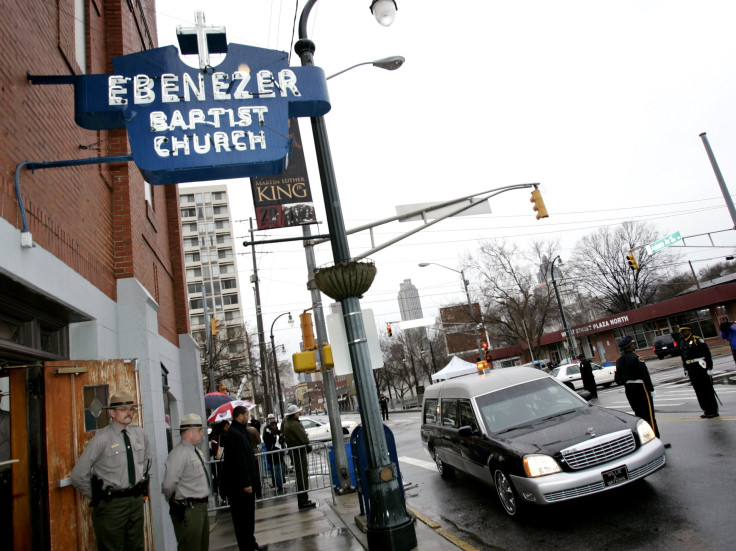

left=43, top=359, right=143, bottom=551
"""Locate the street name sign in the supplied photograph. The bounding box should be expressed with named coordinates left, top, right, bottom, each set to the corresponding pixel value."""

left=646, top=231, right=682, bottom=255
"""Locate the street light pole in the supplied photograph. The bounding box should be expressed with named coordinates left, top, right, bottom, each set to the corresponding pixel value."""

left=294, top=1, right=415, bottom=549
left=550, top=256, right=576, bottom=359
left=269, top=312, right=293, bottom=419
left=419, top=262, right=486, bottom=367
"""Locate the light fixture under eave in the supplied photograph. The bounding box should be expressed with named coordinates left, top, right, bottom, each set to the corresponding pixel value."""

left=370, top=0, right=398, bottom=27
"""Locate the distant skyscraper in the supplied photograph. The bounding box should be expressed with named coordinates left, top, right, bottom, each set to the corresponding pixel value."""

left=398, top=279, right=423, bottom=321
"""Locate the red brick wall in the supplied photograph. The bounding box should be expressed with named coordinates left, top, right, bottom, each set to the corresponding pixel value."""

left=0, top=0, right=188, bottom=344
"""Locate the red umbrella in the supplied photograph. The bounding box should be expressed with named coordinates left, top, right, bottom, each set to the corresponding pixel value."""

left=204, top=392, right=235, bottom=409
left=207, top=400, right=256, bottom=423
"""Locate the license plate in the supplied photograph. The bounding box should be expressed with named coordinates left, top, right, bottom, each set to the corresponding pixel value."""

left=602, top=465, right=629, bottom=487
left=661, top=346, right=668, bottom=350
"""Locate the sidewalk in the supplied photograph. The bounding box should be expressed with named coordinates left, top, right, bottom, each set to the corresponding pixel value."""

left=208, top=487, right=462, bottom=550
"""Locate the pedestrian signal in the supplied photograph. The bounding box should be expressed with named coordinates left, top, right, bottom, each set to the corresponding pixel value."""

left=530, top=189, right=549, bottom=220
left=626, top=251, right=640, bottom=270
left=387, top=323, right=393, bottom=337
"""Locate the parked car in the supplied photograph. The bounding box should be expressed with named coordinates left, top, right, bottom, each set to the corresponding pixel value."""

left=652, top=334, right=681, bottom=360
left=549, top=362, right=617, bottom=391
left=421, top=367, right=666, bottom=516
left=300, top=416, right=358, bottom=441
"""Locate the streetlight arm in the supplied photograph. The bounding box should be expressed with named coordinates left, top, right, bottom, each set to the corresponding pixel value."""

left=327, top=56, right=405, bottom=80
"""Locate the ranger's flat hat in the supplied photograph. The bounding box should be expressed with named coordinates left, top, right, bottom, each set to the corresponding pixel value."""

left=106, top=390, right=139, bottom=408
left=285, top=404, right=302, bottom=416
left=678, top=325, right=691, bottom=331
left=178, top=413, right=205, bottom=430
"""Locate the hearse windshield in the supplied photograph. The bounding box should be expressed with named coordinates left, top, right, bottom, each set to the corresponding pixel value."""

left=475, top=378, right=584, bottom=434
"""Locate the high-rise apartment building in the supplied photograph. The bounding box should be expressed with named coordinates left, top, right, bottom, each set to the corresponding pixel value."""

left=398, top=279, right=424, bottom=321
left=179, top=185, right=245, bottom=346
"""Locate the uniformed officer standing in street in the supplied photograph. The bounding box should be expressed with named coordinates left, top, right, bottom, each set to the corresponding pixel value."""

left=615, top=336, right=664, bottom=442
left=162, top=414, right=211, bottom=551
left=578, top=353, right=597, bottom=399
left=679, top=325, right=719, bottom=418
left=71, top=390, right=151, bottom=551
left=282, top=404, right=315, bottom=510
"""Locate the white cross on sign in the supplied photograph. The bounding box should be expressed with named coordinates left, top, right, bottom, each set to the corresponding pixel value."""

left=176, top=11, right=228, bottom=71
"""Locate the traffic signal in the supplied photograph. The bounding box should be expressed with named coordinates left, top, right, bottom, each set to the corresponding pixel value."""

left=387, top=323, right=392, bottom=337
left=626, top=250, right=640, bottom=270
left=299, top=312, right=316, bottom=350
left=530, top=189, right=549, bottom=220
left=476, top=360, right=488, bottom=371
left=210, top=317, right=222, bottom=336
left=482, top=342, right=488, bottom=350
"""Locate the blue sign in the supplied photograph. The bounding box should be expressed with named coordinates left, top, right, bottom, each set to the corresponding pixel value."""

left=73, top=43, right=330, bottom=185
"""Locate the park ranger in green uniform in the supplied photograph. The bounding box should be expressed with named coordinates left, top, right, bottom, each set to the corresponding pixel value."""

left=162, top=414, right=211, bottom=551
left=71, top=390, right=151, bottom=551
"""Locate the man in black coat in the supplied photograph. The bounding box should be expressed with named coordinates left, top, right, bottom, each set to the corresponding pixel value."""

left=224, top=406, right=267, bottom=551
left=577, top=353, right=597, bottom=399
left=679, top=325, right=719, bottom=418
left=615, top=336, right=661, bottom=439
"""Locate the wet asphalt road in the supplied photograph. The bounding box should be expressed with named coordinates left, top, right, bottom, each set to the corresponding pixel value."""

left=373, top=357, right=736, bottom=551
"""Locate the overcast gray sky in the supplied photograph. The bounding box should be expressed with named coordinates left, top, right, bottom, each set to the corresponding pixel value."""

left=155, top=1, right=736, bottom=359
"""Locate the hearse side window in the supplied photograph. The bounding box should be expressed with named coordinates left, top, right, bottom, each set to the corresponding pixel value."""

left=441, top=399, right=458, bottom=428
left=423, top=398, right=439, bottom=424
left=458, top=399, right=479, bottom=432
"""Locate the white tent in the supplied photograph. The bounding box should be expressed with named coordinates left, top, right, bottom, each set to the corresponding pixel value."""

left=431, top=356, right=478, bottom=382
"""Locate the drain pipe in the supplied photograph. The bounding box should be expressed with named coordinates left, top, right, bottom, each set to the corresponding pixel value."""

left=14, top=154, right=133, bottom=247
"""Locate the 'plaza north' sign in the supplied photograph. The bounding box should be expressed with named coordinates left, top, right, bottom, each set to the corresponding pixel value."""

left=73, top=43, right=330, bottom=185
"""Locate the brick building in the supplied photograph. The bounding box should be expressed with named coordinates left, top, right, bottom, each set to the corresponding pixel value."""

left=1, top=2, right=200, bottom=549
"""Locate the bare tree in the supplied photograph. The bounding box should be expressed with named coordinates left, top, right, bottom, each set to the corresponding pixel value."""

left=569, top=221, right=679, bottom=314
left=200, top=322, right=261, bottom=397
left=466, top=239, right=559, bottom=360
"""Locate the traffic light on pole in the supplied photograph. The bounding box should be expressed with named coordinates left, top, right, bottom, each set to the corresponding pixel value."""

left=387, top=323, right=392, bottom=337
left=210, top=316, right=222, bottom=336
left=530, top=189, right=549, bottom=220
left=626, top=250, right=640, bottom=270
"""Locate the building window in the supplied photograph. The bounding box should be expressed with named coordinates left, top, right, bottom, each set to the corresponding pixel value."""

left=215, top=220, right=230, bottom=231
left=185, top=252, right=201, bottom=263
left=214, top=205, right=228, bottom=215
left=75, top=0, right=86, bottom=72
left=191, top=315, right=205, bottom=326
left=144, top=181, right=154, bottom=209
left=218, top=249, right=233, bottom=259
left=82, top=385, right=110, bottom=432
left=181, top=208, right=196, bottom=218
left=225, top=310, right=241, bottom=321
left=187, top=283, right=201, bottom=294
left=186, top=267, right=202, bottom=278
left=212, top=191, right=226, bottom=201
left=216, top=235, right=232, bottom=246
left=220, top=264, right=234, bottom=275
left=183, top=222, right=198, bottom=233
left=222, top=278, right=237, bottom=290
left=183, top=237, right=199, bottom=248
left=180, top=194, right=194, bottom=204
left=223, top=294, right=239, bottom=305
left=189, top=298, right=203, bottom=310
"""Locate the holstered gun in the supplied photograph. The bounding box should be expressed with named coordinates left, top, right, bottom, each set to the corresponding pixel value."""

left=168, top=492, right=186, bottom=521
left=89, top=476, right=112, bottom=508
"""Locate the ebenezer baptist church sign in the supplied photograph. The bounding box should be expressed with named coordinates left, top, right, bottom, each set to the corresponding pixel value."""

left=72, top=16, right=330, bottom=185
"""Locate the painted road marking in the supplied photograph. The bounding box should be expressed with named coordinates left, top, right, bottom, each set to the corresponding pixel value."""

left=399, top=456, right=436, bottom=471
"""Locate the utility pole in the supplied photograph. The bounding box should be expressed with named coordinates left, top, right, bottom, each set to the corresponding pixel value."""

left=303, top=224, right=353, bottom=493
left=250, top=218, right=272, bottom=416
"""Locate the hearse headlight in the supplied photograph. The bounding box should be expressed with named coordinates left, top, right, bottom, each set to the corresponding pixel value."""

left=636, top=419, right=656, bottom=445
left=523, top=454, right=562, bottom=477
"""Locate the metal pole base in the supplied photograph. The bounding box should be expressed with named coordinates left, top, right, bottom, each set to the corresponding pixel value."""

left=367, top=518, right=417, bottom=551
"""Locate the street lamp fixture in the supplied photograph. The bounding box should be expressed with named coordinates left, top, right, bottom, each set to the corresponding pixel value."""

left=419, top=262, right=486, bottom=367
left=550, top=256, right=576, bottom=360
left=327, top=56, right=405, bottom=80
left=270, top=312, right=294, bottom=419
left=294, top=1, right=416, bottom=549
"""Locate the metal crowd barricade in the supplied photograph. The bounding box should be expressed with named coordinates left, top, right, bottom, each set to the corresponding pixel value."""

left=207, top=441, right=333, bottom=511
